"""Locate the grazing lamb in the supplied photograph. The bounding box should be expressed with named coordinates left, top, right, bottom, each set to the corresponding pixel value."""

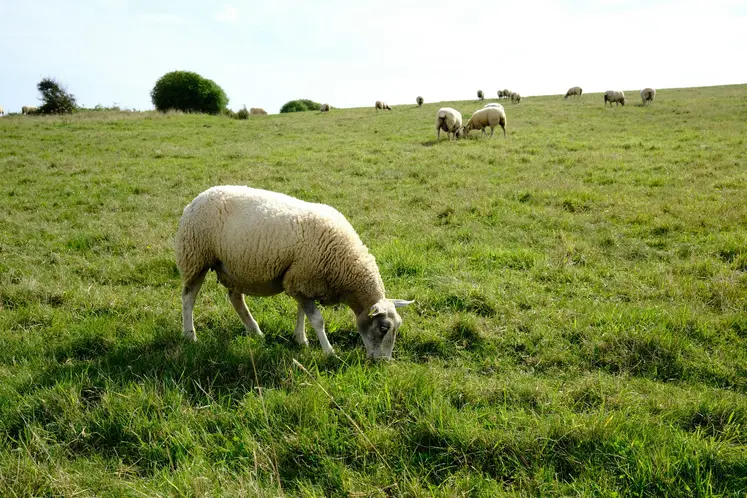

left=249, top=107, right=267, bottom=115
left=320, top=103, right=331, bottom=113
left=22, top=106, right=38, bottom=115
left=416, top=96, right=424, bottom=107
left=564, top=86, right=583, bottom=99
left=510, top=92, right=522, bottom=103
left=375, top=101, right=392, bottom=111
left=435, top=107, right=465, bottom=140
left=604, top=90, right=626, bottom=107
left=640, top=88, right=656, bottom=105
left=175, top=185, right=413, bottom=360
left=464, top=106, right=507, bottom=138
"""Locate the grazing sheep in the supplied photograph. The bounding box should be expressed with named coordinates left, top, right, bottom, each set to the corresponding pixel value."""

left=22, top=106, right=38, bottom=115
left=320, top=103, right=331, bottom=113
left=416, top=96, right=424, bottom=107
left=249, top=107, right=267, bottom=115
left=436, top=107, right=465, bottom=140
left=604, top=90, right=626, bottom=106
left=640, top=88, right=656, bottom=105
left=510, top=92, right=522, bottom=103
left=477, top=90, right=484, bottom=101
left=375, top=100, right=392, bottom=111
left=464, top=105, right=507, bottom=138
left=564, top=86, right=583, bottom=99
left=175, top=185, right=413, bottom=360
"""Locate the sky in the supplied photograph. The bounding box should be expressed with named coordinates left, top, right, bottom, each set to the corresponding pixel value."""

left=1, top=0, right=746, bottom=114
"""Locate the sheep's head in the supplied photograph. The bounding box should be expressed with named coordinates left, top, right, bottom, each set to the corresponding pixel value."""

left=457, top=126, right=469, bottom=138
left=357, top=299, right=413, bottom=360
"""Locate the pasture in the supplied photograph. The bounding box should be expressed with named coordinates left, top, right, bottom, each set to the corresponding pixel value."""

left=1, top=84, right=746, bottom=496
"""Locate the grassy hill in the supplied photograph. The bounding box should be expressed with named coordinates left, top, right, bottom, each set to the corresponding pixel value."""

left=1, top=84, right=746, bottom=496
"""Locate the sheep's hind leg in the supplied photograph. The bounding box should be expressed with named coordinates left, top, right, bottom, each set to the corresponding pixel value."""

left=298, top=298, right=335, bottom=355
left=228, top=290, right=264, bottom=337
left=294, top=303, right=309, bottom=346
left=182, top=269, right=208, bottom=341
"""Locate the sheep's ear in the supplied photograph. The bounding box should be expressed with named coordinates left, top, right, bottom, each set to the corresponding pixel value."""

left=391, top=299, right=414, bottom=309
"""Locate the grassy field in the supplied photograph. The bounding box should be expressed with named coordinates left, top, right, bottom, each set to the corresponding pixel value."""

left=1, top=84, right=746, bottom=497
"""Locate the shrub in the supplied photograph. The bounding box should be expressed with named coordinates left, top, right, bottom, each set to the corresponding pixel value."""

left=416, top=96, right=424, bottom=107
left=236, top=106, right=249, bottom=120
left=280, top=99, right=322, bottom=114
left=477, top=90, right=484, bottom=101
left=36, top=77, right=77, bottom=115
left=150, top=71, right=228, bottom=114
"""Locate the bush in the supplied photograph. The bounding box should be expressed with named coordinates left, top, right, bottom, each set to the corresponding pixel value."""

left=150, top=71, right=228, bottom=114
left=416, top=96, right=424, bottom=107
left=477, top=90, right=484, bottom=101
left=279, top=99, right=322, bottom=114
left=236, top=106, right=249, bottom=120
left=36, top=77, right=77, bottom=115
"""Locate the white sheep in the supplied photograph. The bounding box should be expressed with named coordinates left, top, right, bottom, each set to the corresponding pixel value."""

left=320, top=103, right=331, bottom=113
left=249, top=107, right=267, bottom=115
left=604, top=90, right=626, bottom=107
left=483, top=103, right=503, bottom=108
left=510, top=92, right=522, bottom=103
left=564, top=86, right=583, bottom=99
left=640, top=88, right=656, bottom=105
left=435, top=107, right=465, bottom=140
left=375, top=100, right=392, bottom=111
left=22, top=106, right=38, bottom=115
left=464, top=106, right=507, bottom=138
left=175, top=186, right=413, bottom=360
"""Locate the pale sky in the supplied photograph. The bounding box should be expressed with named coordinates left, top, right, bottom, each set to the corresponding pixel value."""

left=1, top=0, right=746, bottom=114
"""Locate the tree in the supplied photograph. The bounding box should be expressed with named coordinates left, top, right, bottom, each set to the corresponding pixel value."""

left=37, top=77, right=77, bottom=114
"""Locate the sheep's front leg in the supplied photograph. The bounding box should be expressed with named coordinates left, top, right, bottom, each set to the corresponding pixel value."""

left=294, top=303, right=309, bottom=346
left=228, top=290, right=263, bottom=336
left=299, top=299, right=334, bottom=355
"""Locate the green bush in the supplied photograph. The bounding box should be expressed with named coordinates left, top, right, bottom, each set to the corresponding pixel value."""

left=150, top=71, right=228, bottom=114
left=279, top=99, right=322, bottom=114
left=36, top=77, right=77, bottom=114
left=477, top=90, right=484, bottom=100
left=236, top=106, right=249, bottom=120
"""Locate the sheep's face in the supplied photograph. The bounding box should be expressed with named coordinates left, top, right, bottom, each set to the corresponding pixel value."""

left=457, top=126, right=469, bottom=138
left=357, top=299, right=413, bottom=360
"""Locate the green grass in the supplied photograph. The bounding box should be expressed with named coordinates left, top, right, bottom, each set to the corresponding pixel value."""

left=1, top=84, right=746, bottom=497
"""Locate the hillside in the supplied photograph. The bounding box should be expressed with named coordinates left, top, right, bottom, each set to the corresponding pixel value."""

left=1, top=84, right=746, bottom=496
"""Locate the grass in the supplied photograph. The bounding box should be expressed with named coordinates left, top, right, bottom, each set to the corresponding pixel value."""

left=1, top=84, right=746, bottom=496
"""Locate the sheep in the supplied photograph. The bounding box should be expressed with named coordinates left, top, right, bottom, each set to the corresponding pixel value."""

left=375, top=101, right=392, bottom=111
left=22, top=106, right=38, bottom=115
left=564, top=86, right=582, bottom=99
left=464, top=105, right=507, bottom=138
left=175, top=185, right=413, bottom=360
left=510, top=92, right=522, bottom=103
left=641, top=88, right=656, bottom=105
left=604, top=90, right=626, bottom=107
left=416, top=96, right=424, bottom=107
left=435, top=107, right=465, bottom=140
left=249, top=107, right=267, bottom=115
left=484, top=103, right=503, bottom=108
left=320, top=103, right=331, bottom=113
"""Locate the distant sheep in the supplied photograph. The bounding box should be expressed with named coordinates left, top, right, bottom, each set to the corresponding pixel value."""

left=464, top=105, right=507, bottom=138
left=22, top=106, right=38, bottom=115
left=640, top=88, right=656, bottom=105
left=604, top=90, right=626, bottom=107
left=375, top=101, right=392, bottom=111
left=320, top=103, right=331, bottom=113
left=564, top=86, right=583, bottom=99
left=175, top=185, right=413, bottom=360
left=510, top=92, right=522, bottom=103
left=416, top=96, right=424, bottom=107
left=436, top=107, right=465, bottom=140
left=249, top=107, right=267, bottom=115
